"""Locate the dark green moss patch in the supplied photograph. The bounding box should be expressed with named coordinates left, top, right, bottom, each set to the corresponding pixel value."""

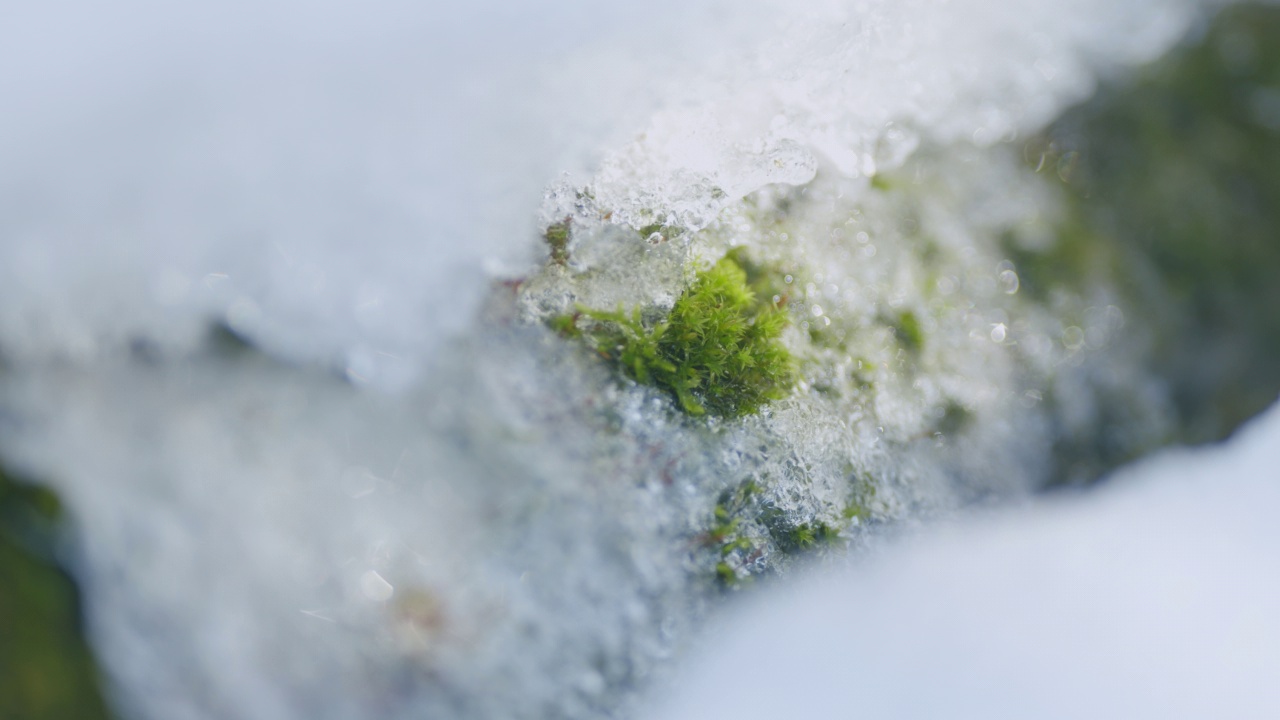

left=891, top=310, right=924, bottom=354
left=1023, top=2, right=1280, bottom=479
left=934, top=400, right=973, bottom=437
left=700, top=480, right=764, bottom=588
left=0, top=468, right=115, bottom=720
left=557, top=252, right=795, bottom=418
left=544, top=218, right=571, bottom=266
left=636, top=223, right=685, bottom=244
left=768, top=519, right=842, bottom=554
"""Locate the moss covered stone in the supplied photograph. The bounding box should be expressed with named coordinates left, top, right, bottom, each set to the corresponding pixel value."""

left=1020, top=2, right=1280, bottom=473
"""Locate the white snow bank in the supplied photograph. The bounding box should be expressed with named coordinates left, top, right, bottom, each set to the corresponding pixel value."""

left=0, top=0, right=773, bottom=386
left=647, top=396, right=1280, bottom=720
left=0, top=0, right=1202, bottom=388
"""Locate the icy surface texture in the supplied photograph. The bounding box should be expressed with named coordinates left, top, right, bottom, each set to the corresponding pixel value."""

left=554, top=0, right=1205, bottom=232
left=0, top=1, right=1253, bottom=720
left=645, top=396, right=1280, bottom=720
left=0, top=337, right=718, bottom=719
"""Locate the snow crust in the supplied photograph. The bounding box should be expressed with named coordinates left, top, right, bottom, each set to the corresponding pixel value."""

left=647, top=396, right=1280, bottom=720
left=1, top=0, right=1201, bottom=384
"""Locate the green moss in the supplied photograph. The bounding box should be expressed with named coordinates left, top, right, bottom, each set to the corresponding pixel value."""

left=558, top=252, right=795, bottom=417
left=841, top=502, right=869, bottom=523
left=934, top=400, right=973, bottom=437
left=700, top=480, right=766, bottom=587
left=769, top=520, right=841, bottom=553
left=721, top=247, right=793, bottom=310
left=842, top=473, right=879, bottom=524
left=708, top=505, right=739, bottom=545
left=636, top=223, right=685, bottom=243
left=891, top=310, right=924, bottom=354
left=544, top=219, right=571, bottom=266
left=549, top=312, right=582, bottom=338
left=869, top=173, right=895, bottom=192
left=806, top=326, right=846, bottom=352
left=715, top=561, right=741, bottom=587
left=0, top=468, right=115, bottom=720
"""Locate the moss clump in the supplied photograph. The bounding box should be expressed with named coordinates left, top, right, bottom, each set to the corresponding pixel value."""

left=544, top=219, right=571, bottom=266
left=891, top=310, right=924, bottom=354
left=769, top=520, right=841, bottom=554
left=699, top=480, right=764, bottom=588
left=636, top=223, right=684, bottom=243
left=714, top=561, right=741, bottom=587
left=559, top=252, right=795, bottom=417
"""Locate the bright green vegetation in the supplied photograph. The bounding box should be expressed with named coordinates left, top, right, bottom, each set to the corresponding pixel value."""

left=0, top=468, right=115, bottom=720
left=556, top=251, right=795, bottom=418
left=891, top=310, right=924, bottom=354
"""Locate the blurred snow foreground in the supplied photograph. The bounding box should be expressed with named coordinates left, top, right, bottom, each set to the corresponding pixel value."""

left=648, top=399, right=1280, bottom=720
left=0, top=0, right=1268, bottom=719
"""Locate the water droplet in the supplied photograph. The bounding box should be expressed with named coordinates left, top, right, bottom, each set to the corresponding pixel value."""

left=990, top=323, right=1007, bottom=343
left=1062, top=326, right=1085, bottom=350
left=998, top=269, right=1020, bottom=294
